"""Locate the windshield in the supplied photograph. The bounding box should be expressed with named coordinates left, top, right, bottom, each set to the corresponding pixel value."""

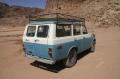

left=37, top=25, right=49, bottom=37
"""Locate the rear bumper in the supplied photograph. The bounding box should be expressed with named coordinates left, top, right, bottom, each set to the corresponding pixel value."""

left=25, top=54, right=55, bottom=65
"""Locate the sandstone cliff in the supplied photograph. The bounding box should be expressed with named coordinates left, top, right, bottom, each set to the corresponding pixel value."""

left=44, top=0, right=120, bottom=27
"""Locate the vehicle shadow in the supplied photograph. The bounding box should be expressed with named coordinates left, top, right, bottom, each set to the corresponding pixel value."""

left=77, top=49, right=90, bottom=60
left=30, top=50, right=90, bottom=73
left=30, top=60, right=65, bottom=73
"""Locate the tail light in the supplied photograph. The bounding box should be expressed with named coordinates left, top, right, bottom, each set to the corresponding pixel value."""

left=48, top=48, right=53, bottom=58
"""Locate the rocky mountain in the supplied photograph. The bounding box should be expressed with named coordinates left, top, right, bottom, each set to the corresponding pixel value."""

left=0, top=2, right=43, bottom=26
left=44, top=0, right=120, bottom=27
left=0, top=2, right=43, bottom=17
left=0, top=2, right=9, bottom=17
left=0, top=1, right=120, bottom=27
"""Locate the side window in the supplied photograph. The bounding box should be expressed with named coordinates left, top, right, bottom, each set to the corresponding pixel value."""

left=56, top=24, right=71, bottom=37
left=82, top=26, right=88, bottom=34
left=37, top=25, right=49, bottom=37
left=73, top=24, right=81, bottom=35
left=26, top=26, right=36, bottom=37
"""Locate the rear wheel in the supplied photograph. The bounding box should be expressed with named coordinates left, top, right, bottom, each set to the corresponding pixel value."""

left=63, top=49, right=77, bottom=68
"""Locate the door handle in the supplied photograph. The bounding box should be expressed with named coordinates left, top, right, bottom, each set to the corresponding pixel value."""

left=35, top=39, right=39, bottom=42
left=26, top=39, right=29, bottom=41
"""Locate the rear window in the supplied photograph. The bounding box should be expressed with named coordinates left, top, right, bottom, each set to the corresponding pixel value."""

left=26, top=26, right=36, bottom=37
left=37, top=25, right=49, bottom=37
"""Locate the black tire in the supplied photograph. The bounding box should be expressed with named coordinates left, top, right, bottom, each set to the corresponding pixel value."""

left=89, top=44, right=95, bottom=52
left=63, top=49, right=77, bottom=68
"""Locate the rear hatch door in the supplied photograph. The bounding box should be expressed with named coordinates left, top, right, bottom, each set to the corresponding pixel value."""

left=24, top=25, right=49, bottom=59
left=34, top=25, right=49, bottom=59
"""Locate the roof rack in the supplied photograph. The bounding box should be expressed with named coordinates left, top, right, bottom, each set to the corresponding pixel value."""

left=29, top=13, right=85, bottom=25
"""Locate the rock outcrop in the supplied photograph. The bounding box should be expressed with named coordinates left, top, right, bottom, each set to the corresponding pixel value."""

left=0, top=2, right=43, bottom=17
left=0, top=2, right=43, bottom=27
left=44, top=0, right=120, bottom=27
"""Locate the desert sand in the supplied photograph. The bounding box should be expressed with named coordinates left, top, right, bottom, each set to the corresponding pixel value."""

left=0, top=25, right=120, bottom=79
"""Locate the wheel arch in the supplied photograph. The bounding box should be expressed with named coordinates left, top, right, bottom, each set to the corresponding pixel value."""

left=66, top=46, right=78, bottom=58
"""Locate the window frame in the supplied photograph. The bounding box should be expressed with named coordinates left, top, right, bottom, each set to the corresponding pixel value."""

left=37, top=25, right=49, bottom=38
left=26, top=26, right=36, bottom=37
left=56, top=24, right=72, bottom=37
left=73, top=24, right=81, bottom=36
left=82, top=25, right=88, bottom=34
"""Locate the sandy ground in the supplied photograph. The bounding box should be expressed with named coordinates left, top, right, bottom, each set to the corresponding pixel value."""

left=0, top=25, right=120, bottom=79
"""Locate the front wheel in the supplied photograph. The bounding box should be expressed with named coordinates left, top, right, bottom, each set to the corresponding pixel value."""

left=63, top=49, right=77, bottom=68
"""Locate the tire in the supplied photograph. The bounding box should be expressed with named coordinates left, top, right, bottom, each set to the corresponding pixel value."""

left=89, top=44, right=95, bottom=52
left=63, top=49, right=77, bottom=68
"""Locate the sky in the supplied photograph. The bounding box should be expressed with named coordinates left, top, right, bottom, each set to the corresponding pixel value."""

left=0, top=0, right=47, bottom=9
